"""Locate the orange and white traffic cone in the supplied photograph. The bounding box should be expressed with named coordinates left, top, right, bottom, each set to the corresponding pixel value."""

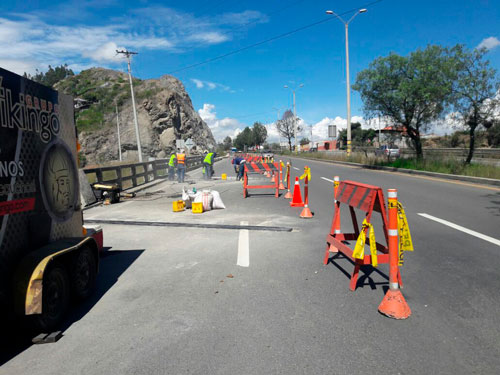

left=300, top=175, right=313, bottom=218
left=378, top=188, right=411, bottom=319
left=290, top=177, right=304, bottom=207
left=271, top=172, right=276, bottom=183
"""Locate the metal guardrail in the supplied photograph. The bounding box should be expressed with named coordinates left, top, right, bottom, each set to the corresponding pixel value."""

left=83, top=156, right=204, bottom=190
left=350, top=147, right=500, bottom=159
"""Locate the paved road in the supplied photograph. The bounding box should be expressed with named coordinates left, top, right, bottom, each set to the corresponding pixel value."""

left=2, top=157, right=499, bottom=374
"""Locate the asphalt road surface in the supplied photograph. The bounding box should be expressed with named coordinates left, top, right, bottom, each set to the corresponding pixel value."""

left=2, top=157, right=499, bottom=375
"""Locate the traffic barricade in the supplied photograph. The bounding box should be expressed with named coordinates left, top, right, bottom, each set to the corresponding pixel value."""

left=323, top=180, right=399, bottom=291
left=243, top=162, right=280, bottom=198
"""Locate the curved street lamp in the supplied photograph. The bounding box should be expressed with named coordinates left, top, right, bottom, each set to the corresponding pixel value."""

left=326, top=8, right=367, bottom=156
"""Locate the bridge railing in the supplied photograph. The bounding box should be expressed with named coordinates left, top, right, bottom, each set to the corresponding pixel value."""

left=83, top=156, right=204, bottom=190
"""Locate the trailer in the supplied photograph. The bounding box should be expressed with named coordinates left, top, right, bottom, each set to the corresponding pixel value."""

left=0, top=68, right=101, bottom=331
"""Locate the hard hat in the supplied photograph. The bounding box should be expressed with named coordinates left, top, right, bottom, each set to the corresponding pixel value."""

left=204, top=150, right=208, bottom=154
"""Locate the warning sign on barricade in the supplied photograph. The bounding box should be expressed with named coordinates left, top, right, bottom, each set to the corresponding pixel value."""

left=323, top=180, right=402, bottom=291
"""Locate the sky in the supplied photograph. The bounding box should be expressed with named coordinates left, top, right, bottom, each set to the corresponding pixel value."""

left=1, top=0, right=499, bottom=142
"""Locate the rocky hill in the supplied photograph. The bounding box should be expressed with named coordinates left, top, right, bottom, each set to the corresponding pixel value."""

left=55, top=68, right=216, bottom=165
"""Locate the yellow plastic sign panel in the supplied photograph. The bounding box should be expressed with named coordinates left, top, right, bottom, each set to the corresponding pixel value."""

left=397, top=202, right=414, bottom=265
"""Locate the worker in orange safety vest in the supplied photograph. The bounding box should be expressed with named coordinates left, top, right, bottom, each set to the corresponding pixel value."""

left=176, top=149, right=186, bottom=183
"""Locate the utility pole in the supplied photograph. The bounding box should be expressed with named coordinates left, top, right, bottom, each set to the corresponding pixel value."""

left=116, top=49, right=142, bottom=162
left=116, top=103, right=122, bottom=162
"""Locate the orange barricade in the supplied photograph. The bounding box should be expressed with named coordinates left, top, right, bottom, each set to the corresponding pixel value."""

left=243, top=162, right=280, bottom=198
left=323, top=180, right=403, bottom=291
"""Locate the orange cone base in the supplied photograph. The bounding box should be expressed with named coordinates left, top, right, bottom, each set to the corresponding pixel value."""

left=284, top=190, right=293, bottom=199
left=378, top=289, right=411, bottom=319
left=290, top=201, right=305, bottom=207
left=299, top=206, right=313, bottom=218
left=329, top=244, right=339, bottom=253
left=279, top=182, right=285, bottom=190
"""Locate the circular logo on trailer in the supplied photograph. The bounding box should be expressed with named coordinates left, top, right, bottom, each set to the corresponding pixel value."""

left=39, top=139, right=78, bottom=221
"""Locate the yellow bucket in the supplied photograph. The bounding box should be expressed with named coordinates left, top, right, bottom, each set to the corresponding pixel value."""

left=172, top=200, right=186, bottom=212
left=192, top=202, right=203, bottom=214
left=221, top=173, right=227, bottom=180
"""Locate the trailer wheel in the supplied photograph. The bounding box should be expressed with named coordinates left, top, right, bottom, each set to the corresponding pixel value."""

left=34, top=263, right=70, bottom=331
left=71, top=247, right=97, bottom=300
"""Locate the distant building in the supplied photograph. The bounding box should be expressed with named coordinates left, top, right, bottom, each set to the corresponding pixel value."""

left=74, top=98, right=91, bottom=111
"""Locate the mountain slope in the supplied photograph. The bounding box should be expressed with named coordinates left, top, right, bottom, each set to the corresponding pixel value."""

left=55, top=68, right=216, bottom=165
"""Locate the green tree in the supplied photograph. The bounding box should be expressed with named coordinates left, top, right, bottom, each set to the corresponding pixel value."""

left=24, top=64, right=75, bottom=88
left=300, top=137, right=310, bottom=146
left=353, top=45, right=454, bottom=159
left=234, top=127, right=254, bottom=150
left=252, top=122, right=268, bottom=147
left=448, top=45, right=500, bottom=164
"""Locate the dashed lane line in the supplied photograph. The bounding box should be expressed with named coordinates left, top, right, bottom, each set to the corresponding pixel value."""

left=237, top=221, right=250, bottom=267
left=320, top=177, right=334, bottom=183
left=418, top=213, right=500, bottom=247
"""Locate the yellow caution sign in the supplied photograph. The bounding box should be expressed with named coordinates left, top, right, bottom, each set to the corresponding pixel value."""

left=397, top=202, right=413, bottom=265
left=299, top=166, right=311, bottom=181
left=352, top=219, right=378, bottom=267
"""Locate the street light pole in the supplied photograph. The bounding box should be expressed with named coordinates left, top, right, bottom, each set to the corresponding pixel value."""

left=284, top=84, right=304, bottom=153
left=326, top=8, right=367, bottom=157
left=273, top=107, right=283, bottom=151
left=116, top=49, right=143, bottom=162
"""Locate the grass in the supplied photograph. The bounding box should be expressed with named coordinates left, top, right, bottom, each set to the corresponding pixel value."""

left=278, top=151, right=500, bottom=180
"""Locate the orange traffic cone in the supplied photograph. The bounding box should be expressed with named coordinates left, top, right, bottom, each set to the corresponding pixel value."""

left=271, top=173, right=276, bottom=183
left=290, top=177, right=304, bottom=207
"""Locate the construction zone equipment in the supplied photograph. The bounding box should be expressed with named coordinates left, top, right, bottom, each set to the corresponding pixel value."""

left=278, top=161, right=285, bottom=190
left=93, top=183, right=121, bottom=204
left=221, top=173, right=227, bottom=180
left=192, top=202, right=203, bottom=213
left=173, top=200, right=186, bottom=212
left=299, top=166, right=313, bottom=218
left=243, top=162, right=280, bottom=198
left=284, top=162, right=293, bottom=199
left=290, top=177, right=304, bottom=207
left=378, top=189, right=412, bottom=319
left=324, top=180, right=402, bottom=291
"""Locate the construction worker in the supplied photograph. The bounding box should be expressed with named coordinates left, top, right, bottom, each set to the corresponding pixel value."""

left=203, top=150, right=215, bottom=180
left=231, top=155, right=246, bottom=181
left=176, top=149, right=186, bottom=183
left=168, top=151, right=177, bottom=181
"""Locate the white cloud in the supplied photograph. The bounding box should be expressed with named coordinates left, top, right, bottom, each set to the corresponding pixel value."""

left=191, top=78, right=204, bottom=89
left=190, top=78, right=234, bottom=92
left=198, top=103, right=246, bottom=141
left=0, top=59, right=38, bottom=75
left=83, top=42, right=127, bottom=62
left=0, top=5, right=264, bottom=74
left=477, top=36, right=500, bottom=51
left=188, top=32, right=229, bottom=45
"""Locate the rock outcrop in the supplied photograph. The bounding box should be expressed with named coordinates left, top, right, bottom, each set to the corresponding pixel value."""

left=56, top=68, right=216, bottom=165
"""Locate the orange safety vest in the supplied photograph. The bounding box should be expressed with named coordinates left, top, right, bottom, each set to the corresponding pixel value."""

left=176, top=153, right=186, bottom=165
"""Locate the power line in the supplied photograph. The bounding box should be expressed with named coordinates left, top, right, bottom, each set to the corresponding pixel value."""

left=169, top=0, right=383, bottom=74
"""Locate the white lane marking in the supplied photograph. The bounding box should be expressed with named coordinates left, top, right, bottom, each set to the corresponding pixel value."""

left=321, top=177, right=334, bottom=183
left=418, top=213, right=500, bottom=247
left=237, top=221, right=249, bottom=267
left=293, top=167, right=300, bottom=171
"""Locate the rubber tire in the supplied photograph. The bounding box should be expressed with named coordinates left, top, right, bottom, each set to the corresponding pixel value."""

left=71, top=247, right=97, bottom=301
left=33, top=263, right=70, bottom=332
